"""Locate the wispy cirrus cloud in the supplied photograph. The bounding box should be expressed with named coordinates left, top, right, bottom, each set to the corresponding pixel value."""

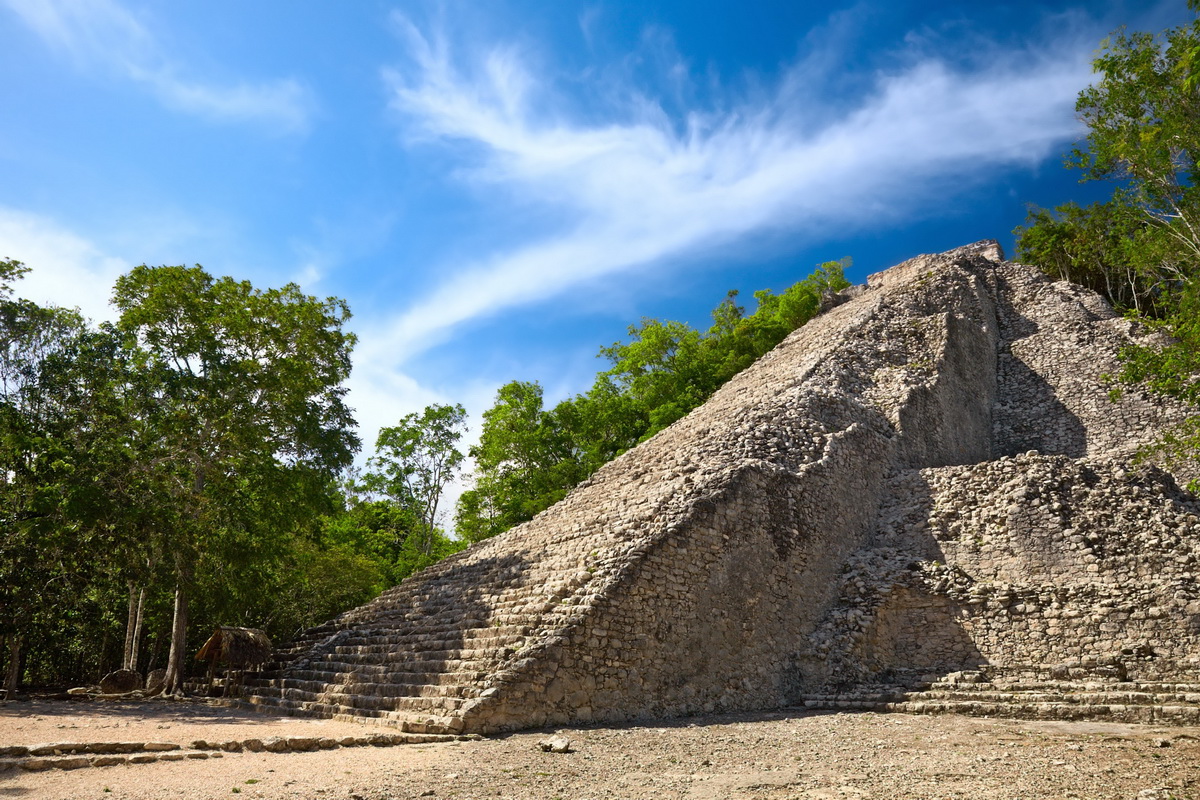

left=3, top=0, right=314, bottom=133
left=369, top=10, right=1096, bottom=367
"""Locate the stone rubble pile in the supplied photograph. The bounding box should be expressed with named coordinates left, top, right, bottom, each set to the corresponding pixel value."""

left=243, top=241, right=1200, bottom=733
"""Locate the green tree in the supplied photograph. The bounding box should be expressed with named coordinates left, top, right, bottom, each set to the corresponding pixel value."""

left=0, top=258, right=29, bottom=297
left=361, top=403, right=467, bottom=567
left=0, top=259, right=88, bottom=693
left=1116, top=277, right=1200, bottom=489
left=550, top=376, right=648, bottom=476
left=44, top=324, right=160, bottom=678
left=455, top=383, right=572, bottom=542
left=601, top=318, right=711, bottom=435
left=1072, top=16, right=1200, bottom=263
left=1014, top=201, right=1175, bottom=314
left=601, top=258, right=851, bottom=437
left=1015, top=4, right=1200, bottom=486
left=707, top=258, right=852, bottom=385
left=112, top=265, right=358, bottom=693
left=322, top=491, right=420, bottom=578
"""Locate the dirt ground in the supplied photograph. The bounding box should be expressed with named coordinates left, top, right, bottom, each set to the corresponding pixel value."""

left=2, top=699, right=1199, bottom=800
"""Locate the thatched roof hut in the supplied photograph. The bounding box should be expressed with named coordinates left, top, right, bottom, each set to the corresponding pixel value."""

left=195, top=626, right=273, bottom=668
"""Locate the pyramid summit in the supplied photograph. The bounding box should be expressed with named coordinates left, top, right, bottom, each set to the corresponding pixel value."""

left=244, top=242, right=1200, bottom=733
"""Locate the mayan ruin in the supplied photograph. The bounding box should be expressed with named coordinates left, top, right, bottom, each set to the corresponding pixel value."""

left=241, top=241, right=1200, bottom=734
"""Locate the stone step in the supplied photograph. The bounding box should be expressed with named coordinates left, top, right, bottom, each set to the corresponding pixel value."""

left=324, top=618, right=535, bottom=635
left=323, top=693, right=466, bottom=714
left=276, top=654, right=507, bottom=675
left=238, top=696, right=465, bottom=734
left=920, top=677, right=1200, bottom=694
left=925, top=667, right=1200, bottom=686
left=247, top=682, right=470, bottom=712
left=381, top=598, right=568, bottom=620
left=352, top=594, right=552, bottom=618
left=909, top=689, right=1200, bottom=705
left=808, top=688, right=1200, bottom=707
left=256, top=677, right=480, bottom=699
left=275, top=632, right=516, bottom=655
left=271, top=630, right=533, bottom=661
left=798, top=679, right=1200, bottom=726
left=277, top=682, right=476, bottom=706
left=274, top=609, right=556, bottom=652
left=277, top=615, right=535, bottom=638
left=981, top=681, right=1200, bottom=694
left=250, top=668, right=488, bottom=688
left=261, top=659, right=500, bottom=680
left=799, top=697, right=1200, bottom=724
left=323, top=637, right=526, bottom=656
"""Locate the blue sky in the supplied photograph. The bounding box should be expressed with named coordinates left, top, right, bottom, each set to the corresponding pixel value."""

left=1, top=0, right=1190, bottom=493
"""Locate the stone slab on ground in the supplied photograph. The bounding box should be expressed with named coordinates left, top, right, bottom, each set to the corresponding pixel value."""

left=0, top=698, right=385, bottom=748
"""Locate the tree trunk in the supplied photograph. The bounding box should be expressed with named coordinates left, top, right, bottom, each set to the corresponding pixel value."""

left=128, top=586, right=146, bottom=672
left=146, top=625, right=162, bottom=672
left=3, top=634, right=21, bottom=696
left=162, top=563, right=191, bottom=696
left=99, top=626, right=111, bottom=680
left=163, top=467, right=204, bottom=696
left=123, top=581, right=137, bottom=670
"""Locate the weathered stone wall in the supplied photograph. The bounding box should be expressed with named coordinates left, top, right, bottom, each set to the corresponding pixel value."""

left=838, top=456, right=1200, bottom=679
left=798, top=253, right=1199, bottom=694
left=245, top=241, right=1199, bottom=733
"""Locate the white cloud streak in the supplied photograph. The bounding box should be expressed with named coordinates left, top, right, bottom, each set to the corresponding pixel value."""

left=3, top=0, right=313, bottom=132
left=373, top=13, right=1095, bottom=366
left=0, top=207, right=126, bottom=323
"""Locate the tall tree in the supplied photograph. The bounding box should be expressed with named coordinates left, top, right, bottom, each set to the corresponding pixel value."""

left=601, top=258, right=851, bottom=437
left=456, top=383, right=583, bottom=542
left=361, top=404, right=467, bottom=561
left=1071, top=12, right=1200, bottom=263
left=1015, top=3, right=1200, bottom=487
left=1014, top=201, right=1171, bottom=314
left=0, top=260, right=86, bottom=693
left=112, top=265, right=358, bottom=693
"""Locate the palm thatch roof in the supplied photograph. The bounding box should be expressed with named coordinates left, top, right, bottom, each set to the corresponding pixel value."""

left=195, top=626, right=273, bottom=668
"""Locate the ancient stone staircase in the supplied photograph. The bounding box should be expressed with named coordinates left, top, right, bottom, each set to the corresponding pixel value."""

left=246, top=609, right=531, bottom=732
left=799, top=667, right=1200, bottom=724
left=243, top=516, right=626, bottom=732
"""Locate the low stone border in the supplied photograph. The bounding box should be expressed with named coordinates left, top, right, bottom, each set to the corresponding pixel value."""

left=0, top=732, right=478, bottom=773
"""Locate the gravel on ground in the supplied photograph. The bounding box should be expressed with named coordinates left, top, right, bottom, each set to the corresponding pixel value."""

left=2, top=699, right=1198, bottom=800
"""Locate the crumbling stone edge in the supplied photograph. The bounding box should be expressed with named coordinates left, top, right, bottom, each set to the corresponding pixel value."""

left=0, top=731, right=479, bottom=773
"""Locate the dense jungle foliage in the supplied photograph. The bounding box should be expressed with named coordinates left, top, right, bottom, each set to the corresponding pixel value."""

left=0, top=261, right=468, bottom=693
left=1015, top=1, right=1200, bottom=489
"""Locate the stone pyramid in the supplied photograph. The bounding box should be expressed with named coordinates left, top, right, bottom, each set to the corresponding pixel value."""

left=244, top=241, right=1200, bottom=733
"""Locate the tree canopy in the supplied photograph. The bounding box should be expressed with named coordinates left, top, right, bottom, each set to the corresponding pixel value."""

left=0, top=261, right=384, bottom=693
left=1015, top=2, right=1200, bottom=489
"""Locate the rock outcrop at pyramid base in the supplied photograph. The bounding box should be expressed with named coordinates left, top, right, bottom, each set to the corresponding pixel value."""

left=243, top=241, right=1200, bottom=733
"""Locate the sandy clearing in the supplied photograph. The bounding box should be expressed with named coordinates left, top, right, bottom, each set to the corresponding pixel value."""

left=3, top=700, right=1199, bottom=800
